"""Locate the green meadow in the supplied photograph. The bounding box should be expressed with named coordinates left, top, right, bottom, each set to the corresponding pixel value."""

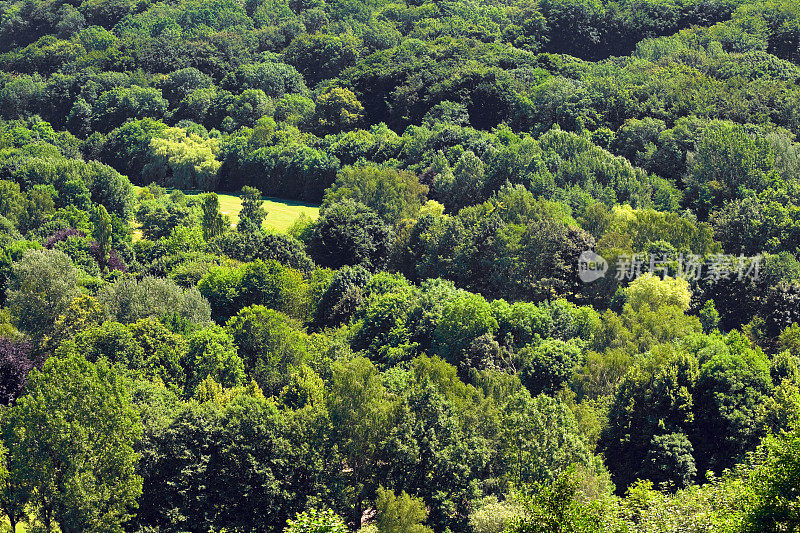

left=183, top=191, right=320, bottom=232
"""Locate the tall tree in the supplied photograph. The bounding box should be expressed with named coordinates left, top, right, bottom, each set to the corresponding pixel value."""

left=4, top=354, right=142, bottom=532
left=92, top=204, right=113, bottom=272
left=600, top=346, right=699, bottom=490
left=747, top=421, right=800, bottom=532
left=237, top=185, right=267, bottom=233
left=226, top=306, right=311, bottom=396
left=201, top=193, right=227, bottom=241
left=0, top=415, right=30, bottom=533
left=326, top=357, right=397, bottom=526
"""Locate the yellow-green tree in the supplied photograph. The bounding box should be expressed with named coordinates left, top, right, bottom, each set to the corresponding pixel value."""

left=374, top=486, right=433, bottom=533
left=314, top=87, right=364, bottom=133
left=624, top=273, right=691, bottom=312
left=144, top=127, right=222, bottom=191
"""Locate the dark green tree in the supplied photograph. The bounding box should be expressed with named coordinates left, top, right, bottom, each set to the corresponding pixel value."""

left=309, top=200, right=393, bottom=271
left=600, top=346, right=699, bottom=491
left=201, top=193, right=227, bottom=241
left=237, top=185, right=266, bottom=233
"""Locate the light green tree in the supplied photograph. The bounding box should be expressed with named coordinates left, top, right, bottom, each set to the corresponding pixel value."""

left=6, top=249, right=82, bottom=343
left=327, top=357, right=398, bottom=525
left=623, top=273, right=691, bottom=312
left=374, top=486, right=432, bottom=533
left=226, top=305, right=311, bottom=396
left=323, top=166, right=428, bottom=224
left=314, top=87, right=364, bottom=133
left=500, top=391, right=596, bottom=488
left=284, top=508, right=348, bottom=533
left=433, top=292, right=498, bottom=367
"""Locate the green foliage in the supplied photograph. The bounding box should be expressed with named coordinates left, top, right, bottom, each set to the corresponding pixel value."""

left=323, top=166, right=428, bottom=224
left=238, top=185, right=266, bottom=232
left=351, top=288, right=418, bottom=365
left=312, top=264, right=370, bottom=328
left=374, top=486, right=432, bottom=533
left=6, top=248, right=82, bottom=343
left=505, top=467, right=610, bottom=533
left=128, top=316, right=188, bottom=387
left=2, top=0, right=800, bottom=528
left=699, top=300, right=721, bottom=333
left=226, top=305, right=312, bottom=395
left=135, top=188, right=194, bottom=240
left=70, top=320, right=144, bottom=369
left=516, top=339, right=584, bottom=395
left=596, top=205, right=718, bottom=255
left=688, top=121, right=776, bottom=220
left=93, top=203, right=112, bottom=270
left=468, top=495, right=525, bottom=533
left=221, top=61, right=307, bottom=98
left=623, top=274, right=692, bottom=312
left=198, top=264, right=245, bottom=322
left=210, top=230, right=314, bottom=272
left=97, top=275, right=211, bottom=325
left=694, top=333, right=773, bottom=474
left=184, top=325, right=245, bottom=395
left=144, top=127, right=222, bottom=191
left=201, top=193, right=228, bottom=240
left=285, top=34, right=359, bottom=86
left=136, top=387, right=315, bottom=533
left=326, top=356, right=397, bottom=524
left=601, top=346, right=700, bottom=490
left=310, top=200, right=393, bottom=271
left=314, top=87, right=364, bottom=133
left=500, top=391, right=598, bottom=488
left=747, top=421, right=800, bottom=532
left=199, top=260, right=309, bottom=322
left=285, top=509, right=348, bottom=533
left=4, top=354, right=142, bottom=532
left=643, top=432, right=697, bottom=490
left=91, top=86, right=168, bottom=133
left=239, top=259, right=309, bottom=318
left=433, top=291, right=498, bottom=368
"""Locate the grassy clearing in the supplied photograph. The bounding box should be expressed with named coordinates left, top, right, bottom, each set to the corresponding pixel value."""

left=203, top=192, right=320, bottom=233
left=132, top=187, right=320, bottom=235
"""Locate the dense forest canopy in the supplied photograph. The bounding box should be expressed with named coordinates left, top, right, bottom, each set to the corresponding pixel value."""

left=1, top=0, right=800, bottom=530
